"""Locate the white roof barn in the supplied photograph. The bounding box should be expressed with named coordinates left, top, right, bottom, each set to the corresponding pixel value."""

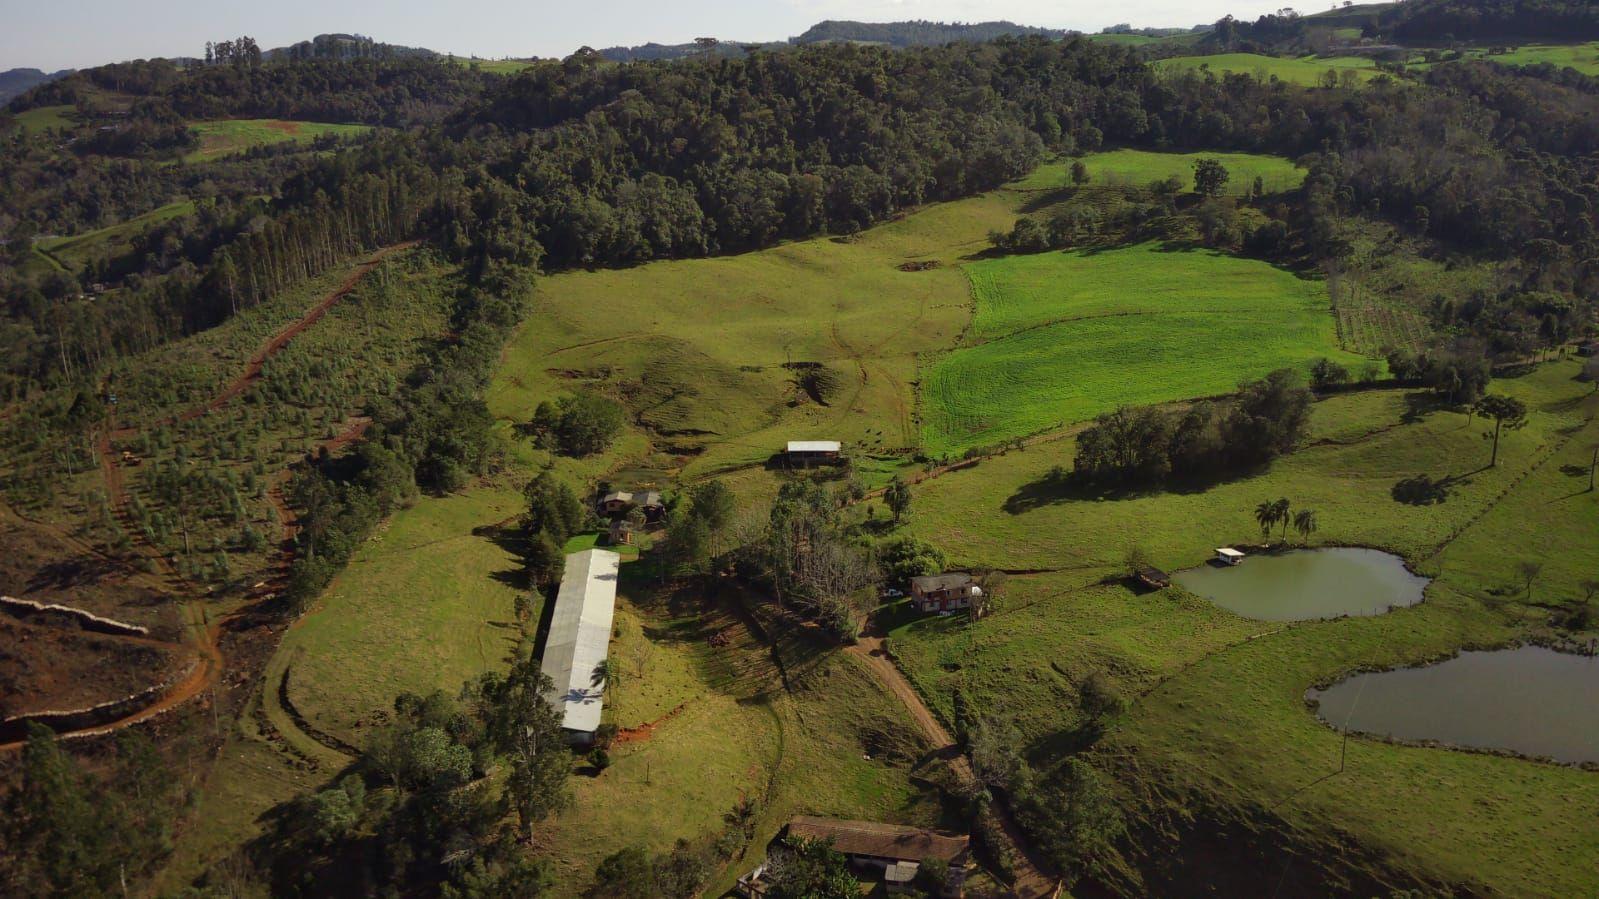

left=786, top=440, right=842, bottom=454
left=540, top=548, right=620, bottom=739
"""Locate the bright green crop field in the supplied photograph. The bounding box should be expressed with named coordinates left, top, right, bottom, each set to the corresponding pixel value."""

left=185, top=119, right=371, bottom=164
left=922, top=243, right=1366, bottom=454
left=1014, top=149, right=1305, bottom=194
left=1159, top=52, right=1383, bottom=86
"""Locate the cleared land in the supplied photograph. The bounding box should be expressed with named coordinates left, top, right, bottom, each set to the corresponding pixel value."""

left=11, top=104, right=75, bottom=133
left=1014, top=149, right=1305, bottom=194
left=922, top=243, right=1364, bottom=454
left=893, top=362, right=1599, bottom=893
left=184, top=119, right=370, bottom=164
left=34, top=201, right=196, bottom=271
left=1159, top=53, right=1382, bottom=85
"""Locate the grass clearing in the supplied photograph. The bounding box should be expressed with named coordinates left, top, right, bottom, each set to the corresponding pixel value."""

left=1159, top=53, right=1383, bottom=86
left=11, top=104, right=75, bottom=133
left=922, top=243, right=1364, bottom=454
left=35, top=200, right=196, bottom=271
left=1014, top=149, right=1305, bottom=194
left=184, top=119, right=371, bottom=164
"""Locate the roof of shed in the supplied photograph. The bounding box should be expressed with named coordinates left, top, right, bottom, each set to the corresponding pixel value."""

left=786, top=440, right=842, bottom=453
left=786, top=816, right=969, bottom=863
left=540, top=549, right=621, bottom=734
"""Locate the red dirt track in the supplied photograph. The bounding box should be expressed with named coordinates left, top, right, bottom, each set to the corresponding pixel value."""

left=1, top=243, right=414, bottom=751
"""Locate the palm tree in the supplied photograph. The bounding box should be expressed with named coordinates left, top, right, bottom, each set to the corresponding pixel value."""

left=1273, top=498, right=1292, bottom=541
left=1293, top=509, right=1318, bottom=544
left=1254, top=501, right=1278, bottom=541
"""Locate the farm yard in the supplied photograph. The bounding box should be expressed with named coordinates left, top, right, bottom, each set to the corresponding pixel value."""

left=184, top=118, right=370, bottom=163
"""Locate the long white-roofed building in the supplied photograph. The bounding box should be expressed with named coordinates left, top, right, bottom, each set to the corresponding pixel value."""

left=539, top=548, right=620, bottom=744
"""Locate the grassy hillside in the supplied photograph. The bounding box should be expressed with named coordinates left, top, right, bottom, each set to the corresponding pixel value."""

left=890, top=362, right=1599, bottom=893
left=184, top=119, right=371, bottom=164
left=922, top=243, right=1364, bottom=454
left=1159, top=53, right=1383, bottom=85
left=1014, top=149, right=1305, bottom=194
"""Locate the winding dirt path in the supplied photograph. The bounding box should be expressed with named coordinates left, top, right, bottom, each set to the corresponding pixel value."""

left=1, top=245, right=412, bottom=752
left=847, top=635, right=1060, bottom=898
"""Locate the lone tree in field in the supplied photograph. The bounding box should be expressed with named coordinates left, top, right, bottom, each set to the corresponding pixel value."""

left=884, top=476, right=911, bottom=522
left=1070, top=160, right=1090, bottom=185
left=1475, top=394, right=1527, bottom=467
left=1293, top=509, right=1318, bottom=544
left=1517, top=560, right=1543, bottom=600
left=1254, top=500, right=1279, bottom=541
left=1193, top=158, right=1231, bottom=198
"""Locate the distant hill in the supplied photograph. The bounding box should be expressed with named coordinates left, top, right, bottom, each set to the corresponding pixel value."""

left=600, top=19, right=1074, bottom=62
left=792, top=20, right=1070, bottom=47
left=0, top=68, right=71, bottom=104
left=1377, top=0, right=1599, bottom=42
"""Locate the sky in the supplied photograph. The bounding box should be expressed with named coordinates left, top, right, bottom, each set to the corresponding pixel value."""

left=0, top=0, right=1311, bottom=72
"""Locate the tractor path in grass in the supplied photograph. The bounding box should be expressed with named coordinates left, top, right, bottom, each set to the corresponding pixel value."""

left=848, top=634, right=1061, bottom=899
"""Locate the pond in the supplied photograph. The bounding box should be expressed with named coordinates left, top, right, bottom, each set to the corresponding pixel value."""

left=1172, top=547, right=1428, bottom=621
left=1308, top=646, right=1599, bottom=764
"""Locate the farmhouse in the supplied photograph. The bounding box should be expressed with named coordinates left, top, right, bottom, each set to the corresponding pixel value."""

left=783, top=816, right=969, bottom=897
left=785, top=440, right=842, bottom=465
left=539, top=548, right=621, bottom=745
left=599, top=489, right=664, bottom=521
left=910, top=573, right=981, bottom=613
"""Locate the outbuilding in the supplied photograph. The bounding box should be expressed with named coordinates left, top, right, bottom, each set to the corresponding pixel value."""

left=1215, top=547, right=1246, bottom=566
left=539, top=549, right=621, bottom=745
left=782, top=816, right=969, bottom=897
left=599, top=489, right=664, bottom=521
left=785, top=440, right=842, bottom=465
left=1134, top=566, right=1171, bottom=589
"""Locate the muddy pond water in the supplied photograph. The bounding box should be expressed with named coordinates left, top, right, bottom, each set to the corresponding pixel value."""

left=1308, top=646, right=1599, bottom=764
left=1172, top=547, right=1428, bottom=621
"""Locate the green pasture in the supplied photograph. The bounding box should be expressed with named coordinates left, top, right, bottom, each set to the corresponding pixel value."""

left=456, top=57, right=538, bottom=74
left=1483, top=42, right=1599, bottom=74
left=488, top=188, right=1020, bottom=481
left=184, top=119, right=370, bottom=164
left=34, top=200, right=195, bottom=271
left=1159, top=52, right=1383, bottom=86
left=890, top=361, right=1599, bottom=893
left=922, top=243, right=1363, bottom=454
left=11, top=104, right=75, bottom=133
left=278, top=484, right=528, bottom=744
left=1014, top=149, right=1305, bottom=194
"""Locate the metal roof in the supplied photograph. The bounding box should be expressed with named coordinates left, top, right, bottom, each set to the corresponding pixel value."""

left=786, top=816, right=969, bottom=863
left=910, top=572, right=975, bottom=591
left=540, top=549, right=620, bottom=734
left=786, top=440, right=841, bottom=453
left=1216, top=547, right=1246, bottom=558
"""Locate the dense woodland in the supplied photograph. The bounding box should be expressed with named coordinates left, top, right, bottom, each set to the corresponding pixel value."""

left=6, top=35, right=1598, bottom=403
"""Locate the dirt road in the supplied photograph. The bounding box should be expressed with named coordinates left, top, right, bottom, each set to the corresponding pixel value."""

left=2, top=244, right=412, bottom=752
left=848, top=635, right=1061, bottom=899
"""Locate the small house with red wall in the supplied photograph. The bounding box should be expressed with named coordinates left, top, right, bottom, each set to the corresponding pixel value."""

left=910, top=573, right=980, bottom=613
